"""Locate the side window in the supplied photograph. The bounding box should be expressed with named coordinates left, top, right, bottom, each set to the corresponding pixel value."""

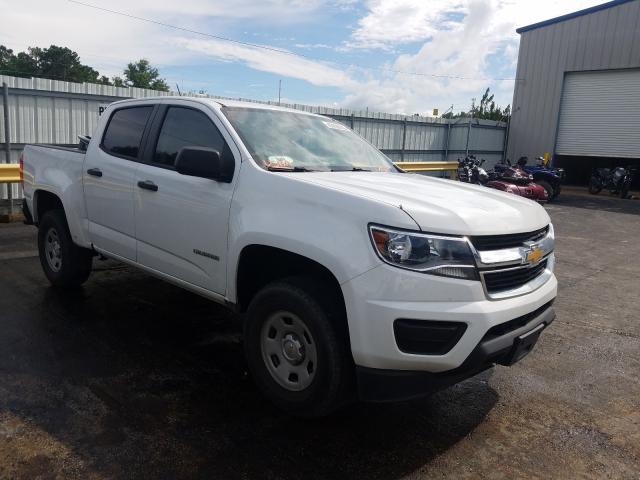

left=153, top=107, right=226, bottom=167
left=102, top=106, right=153, bottom=159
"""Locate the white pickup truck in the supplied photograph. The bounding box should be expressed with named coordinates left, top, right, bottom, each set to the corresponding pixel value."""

left=21, top=97, right=557, bottom=416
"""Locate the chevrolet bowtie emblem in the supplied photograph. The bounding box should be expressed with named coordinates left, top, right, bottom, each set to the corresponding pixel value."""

left=525, top=246, right=543, bottom=264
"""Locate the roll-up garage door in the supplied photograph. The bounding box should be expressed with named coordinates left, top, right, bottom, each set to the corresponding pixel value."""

left=556, top=69, right=640, bottom=158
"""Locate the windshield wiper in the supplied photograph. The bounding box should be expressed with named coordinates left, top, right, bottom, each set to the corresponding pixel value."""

left=330, top=167, right=371, bottom=172
left=267, top=165, right=316, bottom=172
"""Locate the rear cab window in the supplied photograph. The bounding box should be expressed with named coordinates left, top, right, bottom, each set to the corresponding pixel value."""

left=101, top=106, right=154, bottom=159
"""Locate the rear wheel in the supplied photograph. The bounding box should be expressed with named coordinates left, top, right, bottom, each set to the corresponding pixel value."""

left=588, top=177, right=602, bottom=194
left=244, top=277, right=353, bottom=416
left=620, top=180, right=630, bottom=199
left=537, top=180, right=554, bottom=202
left=38, top=209, right=93, bottom=288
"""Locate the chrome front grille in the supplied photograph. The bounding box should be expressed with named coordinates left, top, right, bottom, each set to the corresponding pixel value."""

left=470, top=226, right=549, bottom=251
left=471, top=224, right=554, bottom=299
left=481, top=259, right=548, bottom=294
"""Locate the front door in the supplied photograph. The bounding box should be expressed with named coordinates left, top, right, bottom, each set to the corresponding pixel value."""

left=84, top=105, right=155, bottom=260
left=134, top=103, right=237, bottom=294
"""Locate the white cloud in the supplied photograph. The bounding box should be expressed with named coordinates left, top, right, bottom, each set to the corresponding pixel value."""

left=338, top=0, right=603, bottom=114
left=177, top=38, right=359, bottom=89
left=348, top=0, right=467, bottom=49
left=0, top=0, right=330, bottom=76
left=0, top=0, right=605, bottom=116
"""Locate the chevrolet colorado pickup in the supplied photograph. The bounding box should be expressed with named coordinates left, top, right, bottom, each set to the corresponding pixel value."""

left=21, top=97, right=557, bottom=416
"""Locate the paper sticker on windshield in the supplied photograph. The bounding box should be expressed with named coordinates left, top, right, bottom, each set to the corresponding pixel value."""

left=266, top=156, right=294, bottom=169
left=323, top=121, right=350, bottom=132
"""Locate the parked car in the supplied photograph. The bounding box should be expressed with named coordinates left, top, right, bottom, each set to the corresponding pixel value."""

left=589, top=166, right=635, bottom=198
left=20, top=97, right=557, bottom=416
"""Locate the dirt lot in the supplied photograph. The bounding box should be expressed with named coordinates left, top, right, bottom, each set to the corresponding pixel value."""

left=0, top=190, right=639, bottom=480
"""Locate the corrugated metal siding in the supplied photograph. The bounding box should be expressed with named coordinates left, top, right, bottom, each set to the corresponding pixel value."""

left=556, top=69, right=640, bottom=157
left=508, top=0, right=640, bottom=161
left=0, top=74, right=507, bottom=200
left=1, top=74, right=506, bottom=160
left=352, top=118, right=404, bottom=150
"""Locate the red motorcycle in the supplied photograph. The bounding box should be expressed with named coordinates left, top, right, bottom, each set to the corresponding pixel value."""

left=486, top=160, right=549, bottom=203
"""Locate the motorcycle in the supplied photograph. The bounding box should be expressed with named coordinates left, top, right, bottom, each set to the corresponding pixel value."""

left=589, top=166, right=635, bottom=199
left=516, top=156, right=565, bottom=201
left=458, top=156, right=488, bottom=185
left=486, top=159, right=549, bottom=203
left=457, top=156, right=547, bottom=203
left=457, top=157, right=472, bottom=183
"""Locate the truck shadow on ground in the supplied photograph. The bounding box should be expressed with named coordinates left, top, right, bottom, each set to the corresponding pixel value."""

left=2, top=265, right=498, bottom=479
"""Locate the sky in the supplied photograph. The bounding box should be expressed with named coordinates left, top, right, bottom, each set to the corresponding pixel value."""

left=0, top=0, right=604, bottom=115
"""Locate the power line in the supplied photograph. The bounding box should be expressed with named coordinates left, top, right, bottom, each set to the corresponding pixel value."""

left=66, top=0, right=519, bottom=82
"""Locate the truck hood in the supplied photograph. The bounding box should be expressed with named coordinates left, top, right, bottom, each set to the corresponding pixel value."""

left=294, top=172, right=550, bottom=235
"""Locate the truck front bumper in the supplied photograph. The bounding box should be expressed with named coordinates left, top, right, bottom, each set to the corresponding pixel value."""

left=341, top=260, right=557, bottom=400
left=356, top=302, right=555, bottom=402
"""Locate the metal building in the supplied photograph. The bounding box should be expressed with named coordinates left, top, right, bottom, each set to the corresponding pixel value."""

left=507, top=0, right=640, bottom=184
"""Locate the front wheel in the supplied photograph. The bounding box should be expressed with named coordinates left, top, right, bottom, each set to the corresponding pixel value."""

left=244, top=277, right=354, bottom=417
left=38, top=209, right=93, bottom=288
left=588, top=177, right=602, bottom=194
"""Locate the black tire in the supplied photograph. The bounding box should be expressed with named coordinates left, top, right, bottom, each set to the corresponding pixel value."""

left=244, top=276, right=354, bottom=417
left=537, top=180, right=554, bottom=202
left=38, top=209, right=93, bottom=288
left=620, top=180, right=630, bottom=199
left=552, top=183, right=562, bottom=200
left=588, top=177, right=602, bottom=195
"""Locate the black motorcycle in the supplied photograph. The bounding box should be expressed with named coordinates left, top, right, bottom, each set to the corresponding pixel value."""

left=458, top=156, right=488, bottom=185
left=589, top=166, right=635, bottom=199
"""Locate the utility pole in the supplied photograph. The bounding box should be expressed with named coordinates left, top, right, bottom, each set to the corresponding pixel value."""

left=278, top=79, right=282, bottom=105
left=3, top=82, right=13, bottom=215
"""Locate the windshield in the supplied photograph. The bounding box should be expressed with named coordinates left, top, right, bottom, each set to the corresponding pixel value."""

left=223, top=107, right=397, bottom=172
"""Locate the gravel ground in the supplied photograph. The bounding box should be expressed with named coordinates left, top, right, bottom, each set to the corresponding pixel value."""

left=0, top=190, right=638, bottom=479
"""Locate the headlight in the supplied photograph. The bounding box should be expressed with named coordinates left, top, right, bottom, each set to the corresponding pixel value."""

left=369, top=226, right=478, bottom=280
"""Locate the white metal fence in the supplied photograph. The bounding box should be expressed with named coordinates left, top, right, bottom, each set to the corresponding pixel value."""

left=1, top=74, right=507, bottom=201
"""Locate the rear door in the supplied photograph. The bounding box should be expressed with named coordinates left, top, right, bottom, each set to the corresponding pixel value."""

left=133, top=102, right=238, bottom=294
left=84, top=105, right=155, bottom=260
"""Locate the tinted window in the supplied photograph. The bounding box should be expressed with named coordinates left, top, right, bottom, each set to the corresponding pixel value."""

left=154, top=107, right=226, bottom=167
left=102, top=106, right=153, bottom=159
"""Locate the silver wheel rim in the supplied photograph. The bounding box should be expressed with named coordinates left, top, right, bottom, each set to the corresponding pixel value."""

left=44, top=227, right=62, bottom=273
left=260, top=311, right=318, bottom=392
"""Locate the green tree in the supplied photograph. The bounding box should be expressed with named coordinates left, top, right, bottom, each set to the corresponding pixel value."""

left=0, top=46, right=15, bottom=70
left=0, top=44, right=104, bottom=83
left=121, top=59, right=169, bottom=91
left=35, top=45, right=102, bottom=83
left=469, top=88, right=510, bottom=121
left=441, top=88, right=511, bottom=122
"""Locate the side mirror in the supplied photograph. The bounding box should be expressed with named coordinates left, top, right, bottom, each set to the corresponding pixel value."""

left=175, top=147, right=234, bottom=182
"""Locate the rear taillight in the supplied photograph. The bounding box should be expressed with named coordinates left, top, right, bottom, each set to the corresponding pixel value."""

left=19, top=153, right=24, bottom=185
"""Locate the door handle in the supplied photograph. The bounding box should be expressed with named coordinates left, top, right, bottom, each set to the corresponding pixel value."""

left=87, top=168, right=102, bottom=177
left=137, top=180, right=158, bottom=192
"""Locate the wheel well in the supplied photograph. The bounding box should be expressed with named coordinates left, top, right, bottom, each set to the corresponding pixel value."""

left=34, top=190, right=64, bottom=223
left=236, top=245, right=346, bottom=317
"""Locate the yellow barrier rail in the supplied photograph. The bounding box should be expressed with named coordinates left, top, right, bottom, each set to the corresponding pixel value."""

left=0, top=161, right=457, bottom=183
left=0, top=164, right=20, bottom=183
left=395, top=161, right=458, bottom=178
